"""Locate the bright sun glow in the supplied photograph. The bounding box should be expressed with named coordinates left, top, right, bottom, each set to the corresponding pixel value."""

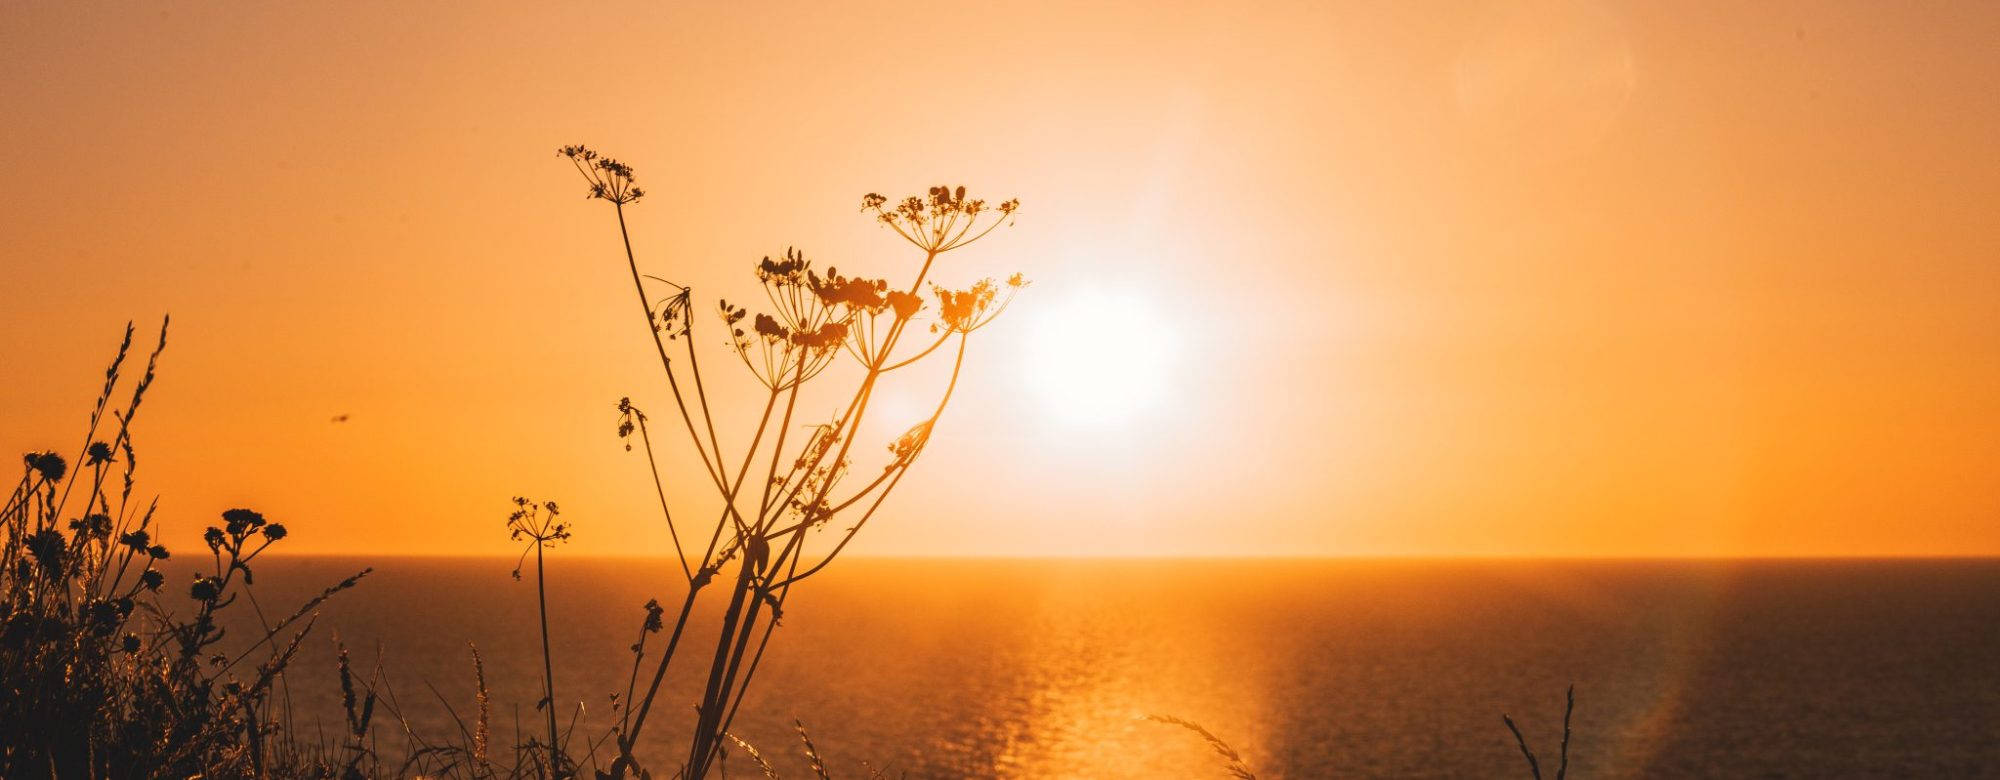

left=1021, top=289, right=1177, bottom=427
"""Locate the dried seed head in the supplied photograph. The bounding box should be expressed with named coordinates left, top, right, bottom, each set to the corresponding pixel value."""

left=861, top=186, right=1020, bottom=252
left=558, top=144, right=645, bottom=204
left=25, top=451, right=66, bottom=482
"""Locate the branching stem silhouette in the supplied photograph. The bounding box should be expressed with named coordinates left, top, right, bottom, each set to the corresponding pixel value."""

left=558, top=148, right=1022, bottom=780
left=614, top=202, right=726, bottom=492
left=508, top=498, right=571, bottom=776
left=1503, top=684, right=1575, bottom=780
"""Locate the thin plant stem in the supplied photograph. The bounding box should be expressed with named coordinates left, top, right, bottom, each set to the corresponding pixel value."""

left=779, top=334, right=966, bottom=587
left=613, top=202, right=725, bottom=492
left=617, top=584, right=701, bottom=768
left=685, top=565, right=757, bottom=776
left=536, top=543, right=561, bottom=775
left=633, top=414, right=693, bottom=583
left=562, top=166, right=1020, bottom=780
left=1558, top=684, right=1574, bottom=780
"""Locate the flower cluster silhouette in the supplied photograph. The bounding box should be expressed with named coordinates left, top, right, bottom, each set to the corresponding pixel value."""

left=546, top=147, right=1024, bottom=780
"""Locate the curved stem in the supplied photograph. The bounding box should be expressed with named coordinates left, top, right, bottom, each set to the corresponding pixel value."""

left=614, top=203, right=724, bottom=492
left=777, top=334, right=968, bottom=588
left=881, top=329, right=954, bottom=372
left=754, top=368, right=807, bottom=532
left=634, top=416, right=693, bottom=583
left=682, top=318, right=729, bottom=483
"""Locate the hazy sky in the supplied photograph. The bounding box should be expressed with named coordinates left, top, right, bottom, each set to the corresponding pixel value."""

left=4, top=1, right=1996, bottom=557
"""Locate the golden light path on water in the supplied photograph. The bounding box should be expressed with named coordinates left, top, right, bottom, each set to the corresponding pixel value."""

left=208, top=556, right=1996, bottom=778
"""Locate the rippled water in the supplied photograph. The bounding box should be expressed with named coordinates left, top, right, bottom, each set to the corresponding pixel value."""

left=222, top=558, right=2000, bottom=778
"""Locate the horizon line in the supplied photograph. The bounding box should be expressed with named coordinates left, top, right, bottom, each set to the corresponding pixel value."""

left=257, top=551, right=2000, bottom=562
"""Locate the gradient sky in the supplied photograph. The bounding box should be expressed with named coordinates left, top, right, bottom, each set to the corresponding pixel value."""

left=3, top=1, right=1997, bottom=557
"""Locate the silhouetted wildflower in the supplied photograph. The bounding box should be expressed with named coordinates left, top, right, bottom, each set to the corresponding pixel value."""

left=755, top=252, right=807, bottom=284
left=616, top=397, right=650, bottom=451
left=223, top=508, right=266, bottom=535
left=86, top=599, right=125, bottom=635
left=932, top=275, right=1026, bottom=333
left=552, top=157, right=1029, bottom=779
left=783, top=422, right=850, bottom=526
left=70, top=513, right=112, bottom=537
left=655, top=286, right=694, bottom=339
left=643, top=599, right=665, bottom=633
left=26, top=530, right=64, bottom=577
left=26, top=451, right=66, bottom=482
left=2, top=321, right=376, bottom=777
left=888, top=420, right=934, bottom=468
left=793, top=321, right=848, bottom=350
left=721, top=252, right=855, bottom=389
left=861, top=186, right=1019, bottom=253
left=812, top=269, right=890, bottom=313
left=887, top=290, right=924, bottom=320
left=754, top=313, right=786, bottom=340
left=504, top=495, right=571, bottom=770
left=559, top=145, right=645, bottom=204
left=507, top=496, right=571, bottom=579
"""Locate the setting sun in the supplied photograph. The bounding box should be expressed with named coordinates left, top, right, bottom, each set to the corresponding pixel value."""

left=1020, top=289, right=1178, bottom=426
left=5, top=2, right=2000, bottom=777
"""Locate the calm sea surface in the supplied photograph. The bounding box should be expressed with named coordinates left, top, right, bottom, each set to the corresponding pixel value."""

left=220, top=558, right=2000, bottom=779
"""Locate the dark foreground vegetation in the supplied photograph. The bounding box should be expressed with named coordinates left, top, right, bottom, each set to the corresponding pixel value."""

left=1, top=320, right=380, bottom=777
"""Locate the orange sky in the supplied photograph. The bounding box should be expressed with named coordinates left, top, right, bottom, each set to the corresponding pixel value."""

left=3, top=1, right=1997, bottom=558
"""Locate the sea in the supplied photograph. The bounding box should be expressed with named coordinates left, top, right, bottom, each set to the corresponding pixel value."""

left=215, top=557, right=2000, bottom=779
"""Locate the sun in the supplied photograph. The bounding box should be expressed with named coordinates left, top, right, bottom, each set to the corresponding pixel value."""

left=1019, top=289, right=1178, bottom=427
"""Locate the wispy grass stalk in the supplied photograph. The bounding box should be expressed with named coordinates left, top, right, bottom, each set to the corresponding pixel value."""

left=1144, top=714, right=1260, bottom=780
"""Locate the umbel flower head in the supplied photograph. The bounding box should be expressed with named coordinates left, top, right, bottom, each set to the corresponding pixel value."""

left=559, top=145, right=645, bottom=205
left=861, top=185, right=1019, bottom=253
left=932, top=273, right=1029, bottom=334
left=719, top=247, right=857, bottom=389
left=888, top=420, right=934, bottom=469
left=507, top=496, right=571, bottom=579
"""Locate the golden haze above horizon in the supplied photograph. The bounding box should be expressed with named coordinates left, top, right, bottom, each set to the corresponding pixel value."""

left=2, top=1, right=1997, bottom=558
